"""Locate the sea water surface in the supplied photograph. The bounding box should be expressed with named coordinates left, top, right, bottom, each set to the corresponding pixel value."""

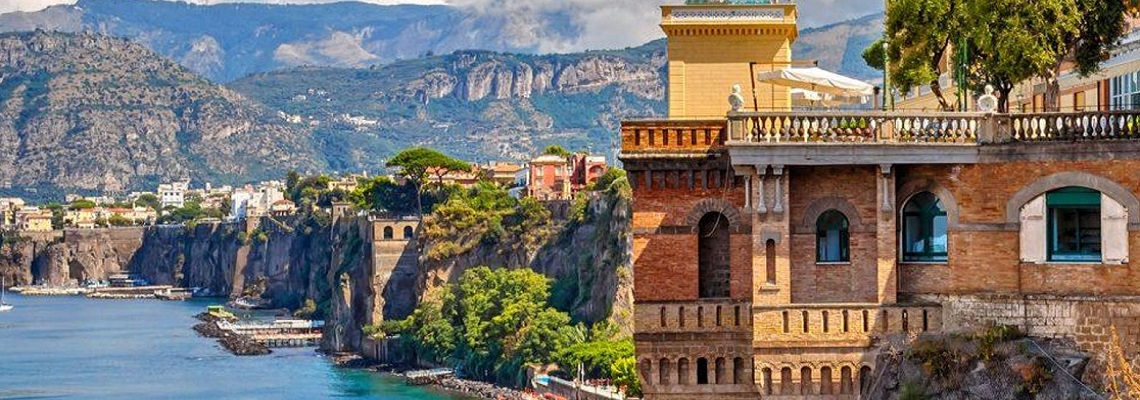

left=0, top=294, right=467, bottom=399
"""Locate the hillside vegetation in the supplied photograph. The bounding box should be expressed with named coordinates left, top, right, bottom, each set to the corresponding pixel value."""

left=0, top=31, right=320, bottom=197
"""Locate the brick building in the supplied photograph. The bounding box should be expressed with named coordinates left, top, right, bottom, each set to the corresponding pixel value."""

left=622, top=1, right=1140, bottom=399
left=527, top=154, right=608, bottom=200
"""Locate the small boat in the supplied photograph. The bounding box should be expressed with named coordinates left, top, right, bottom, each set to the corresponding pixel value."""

left=1, top=277, right=13, bottom=312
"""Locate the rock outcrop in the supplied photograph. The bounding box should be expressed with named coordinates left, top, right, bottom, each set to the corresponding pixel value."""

left=416, top=188, right=634, bottom=330
left=0, top=31, right=319, bottom=194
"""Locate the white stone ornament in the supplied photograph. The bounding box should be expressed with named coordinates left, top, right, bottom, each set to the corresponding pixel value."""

left=729, top=84, right=745, bottom=112
left=977, top=84, right=998, bottom=113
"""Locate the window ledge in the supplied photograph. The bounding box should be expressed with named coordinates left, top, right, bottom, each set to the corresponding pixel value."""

left=816, top=262, right=851, bottom=266
left=758, top=284, right=780, bottom=292
left=901, top=261, right=949, bottom=265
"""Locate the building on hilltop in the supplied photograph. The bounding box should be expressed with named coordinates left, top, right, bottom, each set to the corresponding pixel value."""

left=526, top=154, right=609, bottom=201
left=157, top=181, right=189, bottom=209
left=0, top=197, right=25, bottom=229
left=621, top=1, right=1140, bottom=399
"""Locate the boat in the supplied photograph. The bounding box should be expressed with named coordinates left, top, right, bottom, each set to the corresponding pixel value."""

left=1, top=277, right=13, bottom=312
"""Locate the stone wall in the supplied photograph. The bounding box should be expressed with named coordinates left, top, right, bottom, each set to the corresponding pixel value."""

left=910, top=293, right=1140, bottom=373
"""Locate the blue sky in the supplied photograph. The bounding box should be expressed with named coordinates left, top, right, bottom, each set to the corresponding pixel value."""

left=2, top=0, right=884, bottom=51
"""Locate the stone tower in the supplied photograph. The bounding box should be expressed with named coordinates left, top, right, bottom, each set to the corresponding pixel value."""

left=662, top=0, right=797, bottom=118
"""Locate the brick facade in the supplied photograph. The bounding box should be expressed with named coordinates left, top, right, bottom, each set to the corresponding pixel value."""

left=620, top=2, right=1140, bottom=399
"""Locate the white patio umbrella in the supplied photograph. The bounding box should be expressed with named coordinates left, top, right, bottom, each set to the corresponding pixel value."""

left=757, top=67, right=875, bottom=97
left=790, top=88, right=870, bottom=108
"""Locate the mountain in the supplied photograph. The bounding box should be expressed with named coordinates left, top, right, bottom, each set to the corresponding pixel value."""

left=0, top=0, right=882, bottom=83
left=0, top=31, right=319, bottom=195
left=228, top=42, right=667, bottom=171
left=225, top=16, right=884, bottom=171
left=0, top=0, right=559, bottom=82
left=793, top=13, right=884, bottom=83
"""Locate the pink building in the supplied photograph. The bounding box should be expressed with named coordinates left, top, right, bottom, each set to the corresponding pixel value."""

left=526, top=154, right=607, bottom=200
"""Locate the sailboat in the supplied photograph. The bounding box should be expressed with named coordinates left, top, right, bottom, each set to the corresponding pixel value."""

left=1, top=277, right=13, bottom=312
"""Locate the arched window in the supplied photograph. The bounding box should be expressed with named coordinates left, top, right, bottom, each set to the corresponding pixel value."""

left=820, top=366, right=833, bottom=394
left=698, top=212, right=731, bottom=298
left=733, top=357, right=745, bottom=384
left=801, top=366, right=814, bottom=395
left=403, top=226, right=414, bottom=239
left=383, top=226, right=393, bottom=240
left=659, top=358, right=672, bottom=385
left=1046, top=187, right=1102, bottom=262
left=696, top=358, right=710, bottom=385
left=816, top=210, right=849, bottom=263
left=762, top=367, right=774, bottom=395
left=902, top=192, right=948, bottom=262
left=678, top=358, right=691, bottom=385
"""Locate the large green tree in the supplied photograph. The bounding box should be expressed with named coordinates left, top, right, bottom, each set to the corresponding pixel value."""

left=386, top=148, right=470, bottom=217
left=863, top=0, right=961, bottom=110
left=866, top=0, right=1135, bottom=112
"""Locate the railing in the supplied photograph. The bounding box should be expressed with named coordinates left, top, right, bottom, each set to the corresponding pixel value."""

left=1010, top=112, right=1140, bottom=141
left=727, top=111, right=990, bottom=144
left=619, top=111, right=1140, bottom=154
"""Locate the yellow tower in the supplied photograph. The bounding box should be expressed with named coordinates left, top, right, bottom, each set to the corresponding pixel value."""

left=661, top=0, right=798, bottom=119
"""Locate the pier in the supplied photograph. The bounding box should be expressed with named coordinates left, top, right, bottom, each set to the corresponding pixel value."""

left=216, top=319, right=323, bottom=348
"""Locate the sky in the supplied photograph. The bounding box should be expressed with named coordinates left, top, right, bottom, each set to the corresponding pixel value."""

left=0, top=0, right=883, bottom=52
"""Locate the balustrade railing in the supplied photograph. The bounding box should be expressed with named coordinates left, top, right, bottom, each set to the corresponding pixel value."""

left=1010, top=112, right=1140, bottom=141
left=619, top=111, right=1140, bottom=153
left=728, top=111, right=988, bottom=144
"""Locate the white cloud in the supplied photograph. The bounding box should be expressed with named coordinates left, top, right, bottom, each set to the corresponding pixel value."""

left=0, top=0, right=444, bottom=14
left=1, top=0, right=882, bottom=51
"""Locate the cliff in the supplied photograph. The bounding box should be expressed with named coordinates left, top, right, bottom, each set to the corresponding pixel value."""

left=416, top=187, right=634, bottom=331
left=0, top=228, right=142, bottom=287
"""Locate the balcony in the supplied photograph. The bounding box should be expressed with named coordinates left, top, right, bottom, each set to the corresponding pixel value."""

left=619, top=111, right=1140, bottom=166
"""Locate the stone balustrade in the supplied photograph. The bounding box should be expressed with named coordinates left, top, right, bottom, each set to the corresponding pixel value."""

left=620, top=111, right=1140, bottom=153
left=1010, top=112, right=1140, bottom=141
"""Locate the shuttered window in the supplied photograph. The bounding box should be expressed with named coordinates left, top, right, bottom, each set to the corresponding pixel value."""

left=1047, top=187, right=1101, bottom=262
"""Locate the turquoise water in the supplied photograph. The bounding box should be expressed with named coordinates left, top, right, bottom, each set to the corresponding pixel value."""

left=0, top=294, right=467, bottom=399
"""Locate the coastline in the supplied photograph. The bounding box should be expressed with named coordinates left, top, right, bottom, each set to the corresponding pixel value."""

left=331, top=354, right=536, bottom=400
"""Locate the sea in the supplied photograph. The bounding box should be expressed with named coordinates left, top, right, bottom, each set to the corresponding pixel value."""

left=0, top=294, right=468, bottom=399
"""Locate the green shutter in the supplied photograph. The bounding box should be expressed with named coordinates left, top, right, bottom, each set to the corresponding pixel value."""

left=1046, top=187, right=1100, bottom=207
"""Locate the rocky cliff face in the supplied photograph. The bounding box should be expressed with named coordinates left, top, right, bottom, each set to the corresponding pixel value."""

left=230, top=44, right=668, bottom=167
left=0, top=31, right=319, bottom=194
left=127, top=216, right=350, bottom=308
left=416, top=189, right=634, bottom=330
left=0, top=229, right=143, bottom=287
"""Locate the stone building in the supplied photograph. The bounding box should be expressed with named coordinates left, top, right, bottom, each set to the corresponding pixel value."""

left=622, top=1, right=1140, bottom=399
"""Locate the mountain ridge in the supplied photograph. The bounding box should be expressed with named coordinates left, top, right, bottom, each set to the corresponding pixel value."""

left=0, top=31, right=320, bottom=196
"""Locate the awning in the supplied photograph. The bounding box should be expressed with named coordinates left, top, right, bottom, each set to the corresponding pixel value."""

left=757, top=67, right=875, bottom=97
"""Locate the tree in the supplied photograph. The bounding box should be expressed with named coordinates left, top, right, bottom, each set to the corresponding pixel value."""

left=135, top=194, right=160, bottom=212
left=386, top=148, right=470, bottom=217
left=351, top=176, right=419, bottom=216
left=867, top=0, right=1135, bottom=112
left=69, top=199, right=96, bottom=210
left=611, top=356, right=643, bottom=398
left=107, top=214, right=132, bottom=227
left=543, top=145, right=572, bottom=158
left=863, top=0, right=961, bottom=110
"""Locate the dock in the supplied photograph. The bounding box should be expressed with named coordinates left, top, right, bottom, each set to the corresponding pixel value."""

left=86, top=285, right=174, bottom=300
left=405, top=368, right=455, bottom=385
left=216, top=319, right=323, bottom=348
